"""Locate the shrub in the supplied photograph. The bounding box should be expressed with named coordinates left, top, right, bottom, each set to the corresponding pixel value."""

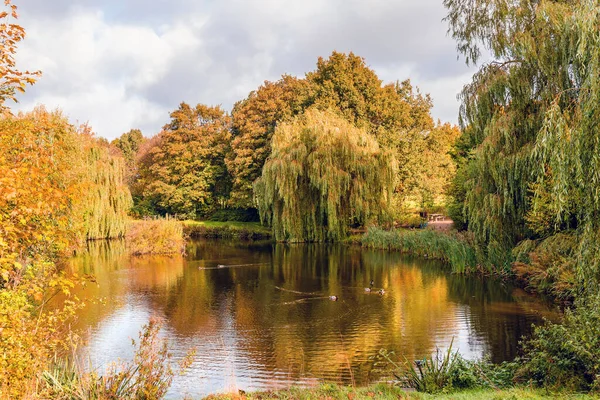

left=512, top=233, right=578, bottom=300
left=208, top=208, right=260, bottom=222
left=517, top=295, right=600, bottom=392
left=379, top=341, right=515, bottom=394
left=126, top=218, right=185, bottom=256
left=42, top=318, right=194, bottom=399
left=182, top=221, right=271, bottom=240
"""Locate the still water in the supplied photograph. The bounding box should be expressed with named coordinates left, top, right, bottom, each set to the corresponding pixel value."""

left=67, top=239, right=558, bottom=398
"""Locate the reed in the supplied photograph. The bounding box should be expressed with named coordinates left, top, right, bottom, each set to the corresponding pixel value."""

left=126, top=218, right=185, bottom=256
left=361, top=227, right=480, bottom=274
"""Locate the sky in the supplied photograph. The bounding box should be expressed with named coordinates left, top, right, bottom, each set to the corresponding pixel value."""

left=13, top=0, right=478, bottom=140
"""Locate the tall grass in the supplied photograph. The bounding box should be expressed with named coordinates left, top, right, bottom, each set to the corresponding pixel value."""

left=126, top=218, right=185, bottom=256
left=41, top=319, right=194, bottom=399
left=377, top=340, right=511, bottom=394
left=361, top=227, right=480, bottom=274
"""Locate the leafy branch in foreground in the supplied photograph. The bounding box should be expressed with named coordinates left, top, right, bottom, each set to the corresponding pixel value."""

left=0, top=0, right=41, bottom=110
left=42, top=318, right=196, bottom=399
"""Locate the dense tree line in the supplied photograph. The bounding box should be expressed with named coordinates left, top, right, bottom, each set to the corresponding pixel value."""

left=125, top=52, right=459, bottom=240
left=445, top=0, right=600, bottom=298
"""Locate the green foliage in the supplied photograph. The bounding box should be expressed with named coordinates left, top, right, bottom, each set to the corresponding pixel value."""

left=512, top=233, right=578, bottom=300
left=208, top=208, right=259, bottom=222
left=137, top=103, right=232, bottom=219
left=378, top=340, right=509, bottom=394
left=183, top=220, right=271, bottom=240
left=110, top=128, right=146, bottom=186
left=126, top=218, right=185, bottom=256
left=306, top=53, right=432, bottom=136
left=111, top=128, right=145, bottom=165
left=361, top=227, right=479, bottom=274
left=444, top=0, right=600, bottom=283
left=81, top=131, right=132, bottom=240
left=254, top=108, right=395, bottom=242
left=518, top=296, right=600, bottom=392
left=228, top=51, right=454, bottom=212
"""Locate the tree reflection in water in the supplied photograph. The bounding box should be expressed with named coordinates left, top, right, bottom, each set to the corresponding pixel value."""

left=64, top=239, right=559, bottom=397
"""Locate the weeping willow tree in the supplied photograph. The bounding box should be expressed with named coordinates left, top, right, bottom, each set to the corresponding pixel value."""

left=80, top=133, right=132, bottom=240
left=254, top=108, right=395, bottom=242
left=445, top=0, right=600, bottom=289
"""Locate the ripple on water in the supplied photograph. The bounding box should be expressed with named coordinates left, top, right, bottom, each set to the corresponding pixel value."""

left=65, top=240, right=559, bottom=398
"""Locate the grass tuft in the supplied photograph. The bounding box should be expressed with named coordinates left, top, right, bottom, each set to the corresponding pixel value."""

left=126, top=218, right=185, bottom=255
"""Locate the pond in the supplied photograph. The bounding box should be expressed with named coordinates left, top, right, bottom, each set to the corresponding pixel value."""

left=66, top=239, right=559, bottom=398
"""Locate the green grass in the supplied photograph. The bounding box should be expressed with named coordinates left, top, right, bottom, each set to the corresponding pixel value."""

left=183, top=220, right=271, bottom=240
left=204, top=383, right=596, bottom=399
left=361, top=227, right=480, bottom=274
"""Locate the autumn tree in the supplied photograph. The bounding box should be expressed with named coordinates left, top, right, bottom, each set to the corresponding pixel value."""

left=254, top=108, right=395, bottom=242
left=137, top=103, right=231, bottom=218
left=227, top=76, right=309, bottom=208
left=306, top=53, right=433, bottom=138
left=0, top=0, right=39, bottom=110
left=229, top=52, right=439, bottom=213
left=396, top=123, right=461, bottom=211
left=111, top=128, right=146, bottom=184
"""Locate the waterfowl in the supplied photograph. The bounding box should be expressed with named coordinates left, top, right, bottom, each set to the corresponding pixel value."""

left=329, top=295, right=338, bottom=301
left=378, top=289, right=385, bottom=295
left=217, top=264, right=226, bottom=268
left=370, top=280, right=374, bottom=287
left=364, top=287, right=372, bottom=292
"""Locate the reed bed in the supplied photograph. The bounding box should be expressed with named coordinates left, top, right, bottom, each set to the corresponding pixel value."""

left=361, top=227, right=479, bottom=274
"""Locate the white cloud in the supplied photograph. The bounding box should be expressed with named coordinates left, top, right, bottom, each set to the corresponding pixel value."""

left=13, top=0, right=477, bottom=139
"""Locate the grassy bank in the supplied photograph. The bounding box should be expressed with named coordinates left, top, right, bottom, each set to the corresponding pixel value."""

left=204, top=383, right=593, bottom=399
left=361, top=227, right=480, bottom=274
left=183, top=221, right=271, bottom=240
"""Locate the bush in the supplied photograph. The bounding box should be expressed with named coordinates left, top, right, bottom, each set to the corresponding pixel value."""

left=512, top=233, right=578, bottom=300
left=126, top=218, right=185, bottom=256
left=517, top=296, right=600, bottom=392
left=182, top=221, right=271, bottom=240
left=378, top=340, right=511, bottom=394
left=42, top=318, right=194, bottom=399
left=361, top=227, right=480, bottom=274
left=208, top=208, right=260, bottom=222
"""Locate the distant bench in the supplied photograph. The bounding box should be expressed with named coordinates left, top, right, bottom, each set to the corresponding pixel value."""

left=428, top=214, right=446, bottom=222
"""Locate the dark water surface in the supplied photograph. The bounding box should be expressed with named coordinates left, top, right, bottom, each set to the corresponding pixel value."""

left=67, top=239, right=559, bottom=398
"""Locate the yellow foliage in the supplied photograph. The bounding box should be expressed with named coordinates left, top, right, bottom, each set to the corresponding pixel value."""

left=0, top=107, right=131, bottom=396
left=126, top=218, right=185, bottom=256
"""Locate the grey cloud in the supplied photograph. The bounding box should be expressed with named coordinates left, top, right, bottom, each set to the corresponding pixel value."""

left=13, top=0, right=476, bottom=139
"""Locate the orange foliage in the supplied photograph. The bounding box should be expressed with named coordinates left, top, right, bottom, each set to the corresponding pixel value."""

left=0, top=0, right=40, bottom=109
left=0, top=108, right=87, bottom=397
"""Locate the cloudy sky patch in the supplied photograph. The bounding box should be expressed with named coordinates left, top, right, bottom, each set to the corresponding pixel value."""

left=13, top=0, right=476, bottom=139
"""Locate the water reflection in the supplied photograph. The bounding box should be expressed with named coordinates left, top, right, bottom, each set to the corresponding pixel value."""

left=66, top=240, right=559, bottom=398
